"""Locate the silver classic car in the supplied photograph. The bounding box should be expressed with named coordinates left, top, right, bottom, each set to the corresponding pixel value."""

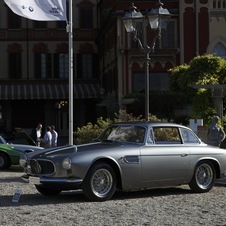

left=20, top=122, right=226, bottom=201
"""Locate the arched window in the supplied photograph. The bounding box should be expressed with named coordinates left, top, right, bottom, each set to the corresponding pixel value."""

left=213, top=43, right=226, bottom=59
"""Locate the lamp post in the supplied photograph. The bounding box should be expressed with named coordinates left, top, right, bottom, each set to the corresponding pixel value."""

left=122, top=1, right=171, bottom=121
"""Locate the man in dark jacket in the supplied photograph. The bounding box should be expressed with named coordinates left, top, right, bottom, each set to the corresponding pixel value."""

left=207, top=116, right=225, bottom=147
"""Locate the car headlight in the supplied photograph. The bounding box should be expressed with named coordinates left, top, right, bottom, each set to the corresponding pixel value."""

left=19, top=154, right=28, bottom=168
left=62, top=157, right=72, bottom=170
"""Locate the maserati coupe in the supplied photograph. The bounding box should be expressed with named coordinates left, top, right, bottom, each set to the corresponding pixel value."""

left=20, top=122, right=226, bottom=201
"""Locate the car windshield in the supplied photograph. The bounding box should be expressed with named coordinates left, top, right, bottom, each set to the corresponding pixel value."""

left=99, top=125, right=145, bottom=144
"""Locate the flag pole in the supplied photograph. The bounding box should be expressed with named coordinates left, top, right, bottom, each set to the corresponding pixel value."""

left=68, top=0, right=73, bottom=145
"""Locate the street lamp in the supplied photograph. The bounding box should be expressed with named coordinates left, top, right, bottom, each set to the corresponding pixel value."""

left=122, top=1, right=171, bottom=121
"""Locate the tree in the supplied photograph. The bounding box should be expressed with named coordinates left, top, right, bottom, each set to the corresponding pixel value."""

left=170, top=54, right=226, bottom=124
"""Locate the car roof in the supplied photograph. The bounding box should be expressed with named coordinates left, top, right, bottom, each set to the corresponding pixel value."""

left=111, top=121, right=189, bottom=129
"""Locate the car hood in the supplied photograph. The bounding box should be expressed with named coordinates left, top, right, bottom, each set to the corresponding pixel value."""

left=25, top=145, right=79, bottom=158
left=76, top=141, right=126, bottom=151
left=25, top=141, right=132, bottom=159
left=9, top=144, right=43, bottom=151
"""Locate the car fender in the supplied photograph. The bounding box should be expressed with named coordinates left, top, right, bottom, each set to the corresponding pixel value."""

left=188, top=156, right=221, bottom=179
left=87, top=154, right=141, bottom=191
left=92, top=156, right=123, bottom=186
left=0, top=148, right=22, bottom=165
left=88, top=155, right=122, bottom=175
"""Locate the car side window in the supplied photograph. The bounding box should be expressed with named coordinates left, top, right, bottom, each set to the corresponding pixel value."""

left=153, top=127, right=181, bottom=144
left=180, top=128, right=200, bottom=144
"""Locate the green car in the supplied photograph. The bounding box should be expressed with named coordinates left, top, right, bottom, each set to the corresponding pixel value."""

left=0, top=144, right=31, bottom=169
left=0, top=128, right=44, bottom=169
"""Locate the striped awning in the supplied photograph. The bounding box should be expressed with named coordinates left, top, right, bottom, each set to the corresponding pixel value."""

left=0, top=83, right=101, bottom=100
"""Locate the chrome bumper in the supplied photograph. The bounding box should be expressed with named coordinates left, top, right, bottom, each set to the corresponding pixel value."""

left=21, top=174, right=83, bottom=185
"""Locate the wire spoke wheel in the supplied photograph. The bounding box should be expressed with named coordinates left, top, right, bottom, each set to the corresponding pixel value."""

left=91, top=168, right=113, bottom=197
left=189, top=160, right=216, bottom=193
left=195, top=163, right=213, bottom=189
left=82, top=163, right=117, bottom=201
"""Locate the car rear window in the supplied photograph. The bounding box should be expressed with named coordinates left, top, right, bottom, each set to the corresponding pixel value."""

left=180, top=128, right=200, bottom=144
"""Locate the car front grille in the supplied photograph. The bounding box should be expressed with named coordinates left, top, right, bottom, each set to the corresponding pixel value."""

left=29, top=159, right=55, bottom=175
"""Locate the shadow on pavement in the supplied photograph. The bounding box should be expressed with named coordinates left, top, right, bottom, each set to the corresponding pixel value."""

left=0, top=181, right=193, bottom=207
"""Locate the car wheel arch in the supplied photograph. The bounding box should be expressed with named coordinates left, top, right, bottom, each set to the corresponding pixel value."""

left=195, top=158, right=220, bottom=179
left=87, top=158, right=122, bottom=190
left=209, top=159, right=220, bottom=178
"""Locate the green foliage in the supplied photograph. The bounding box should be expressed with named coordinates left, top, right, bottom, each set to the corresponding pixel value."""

left=218, top=60, right=226, bottom=83
left=74, top=110, right=164, bottom=144
left=170, top=64, right=191, bottom=92
left=170, top=54, right=222, bottom=91
left=114, top=109, right=143, bottom=122
left=154, top=128, right=180, bottom=142
left=73, top=117, right=112, bottom=144
left=190, top=89, right=216, bottom=122
left=170, top=54, right=226, bottom=124
left=148, top=114, right=167, bottom=122
left=189, top=54, right=221, bottom=85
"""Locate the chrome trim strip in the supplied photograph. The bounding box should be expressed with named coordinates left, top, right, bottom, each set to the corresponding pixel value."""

left=39, top=177, right=83, bottom=184
left=46, top=145, right=77, bottom=155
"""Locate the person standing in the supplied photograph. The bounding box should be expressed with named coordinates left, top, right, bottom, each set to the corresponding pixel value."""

left=43, top=126, right=52, bottom=148
left=51, top=125, right=58, bottom=147
left=207, top=115, right=225, bottom=147
left=32, top=124, right=42, bottom=147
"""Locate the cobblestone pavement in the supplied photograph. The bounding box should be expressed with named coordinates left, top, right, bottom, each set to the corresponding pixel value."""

left=1, top=166, right=226, bottom=226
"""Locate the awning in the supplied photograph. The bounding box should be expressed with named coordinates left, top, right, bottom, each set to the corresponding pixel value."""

left=0, top=83, right=101, bottom=100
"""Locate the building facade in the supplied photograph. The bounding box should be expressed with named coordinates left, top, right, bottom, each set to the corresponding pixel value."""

left=0, top=0, right=226, bottom=137
left=97, top=0, right=226, bottom=120
left=0, top=0, right=101, bottom=136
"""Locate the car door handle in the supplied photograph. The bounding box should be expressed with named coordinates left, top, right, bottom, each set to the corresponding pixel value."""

left=181, top=153, right=188, bottom=157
